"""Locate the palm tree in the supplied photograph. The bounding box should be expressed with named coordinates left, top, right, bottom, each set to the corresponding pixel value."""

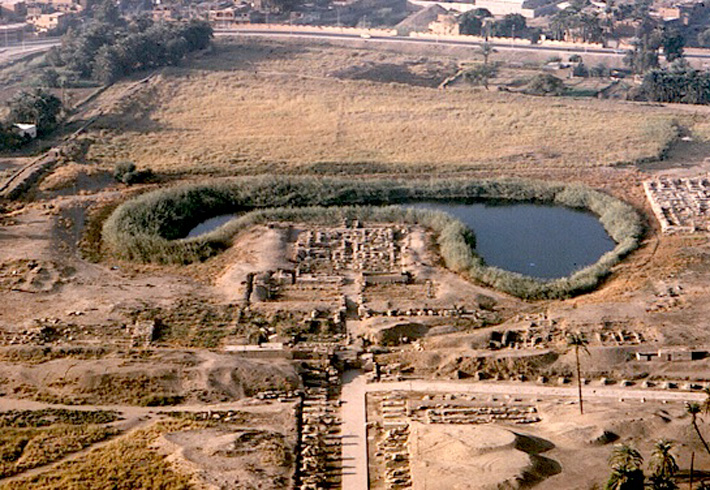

left=647, top=439, right=678, bottom=490
left=687, top=402, right=710, bottom=457
left=609, top=444, right=644, bottom=470
left=607, top=444, right=645, bottom=490
left=567, top=332, right=590, bottom=415
left=649, top=439, right=678, bottom=478
left=647, top=474, right=678, bottom=490
left=606, top=466, right=645, bottom=490
left=702, top=386, right=710, bottom=415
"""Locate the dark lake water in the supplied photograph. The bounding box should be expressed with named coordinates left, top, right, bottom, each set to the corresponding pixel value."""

left=186, top=202, right=616, bottom=280
left=411, top=202, right=615, bottom=279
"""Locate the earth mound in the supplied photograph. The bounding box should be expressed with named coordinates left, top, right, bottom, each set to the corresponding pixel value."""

left=408, top=423, right=560, bottom=489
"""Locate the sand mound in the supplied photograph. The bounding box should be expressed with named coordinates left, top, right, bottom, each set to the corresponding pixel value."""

left=409, top=423, right=560, bottom=490
left=0, top=351, right=300, bottom=405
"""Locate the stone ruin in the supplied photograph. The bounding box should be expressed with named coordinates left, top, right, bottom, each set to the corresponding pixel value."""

left=644, top=176, right=710, bottom=234
left=294, top=222, right=406, bottom=274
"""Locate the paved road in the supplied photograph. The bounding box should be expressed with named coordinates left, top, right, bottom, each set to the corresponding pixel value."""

left=0, top=39, right=60, bottom=65
left=216, top=29, right=710, bottom=62
left=340, top=370, right=369, bottom=490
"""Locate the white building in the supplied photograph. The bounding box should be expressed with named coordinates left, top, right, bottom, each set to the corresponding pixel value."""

left=13, top=123, right=37, bottom=139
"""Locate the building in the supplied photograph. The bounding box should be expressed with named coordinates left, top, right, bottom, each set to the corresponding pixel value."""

left=13, top=123, right=37, bottom=139
left=27, top=11, right=68, bottom=32
left=30, top=0, right=82, bottom=12
left=152, top=5, right=179, bottom=21
left=408, top=0, right=554, bottom=18
left=428, top=12, right=459, bottom=35
left=0, top=0, right=26, bottom=19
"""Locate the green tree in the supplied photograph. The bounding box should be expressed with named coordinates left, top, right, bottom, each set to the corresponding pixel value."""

left=648, top=439, right=678, bottom=490
left=641, top=68, right=710, bottom=104
left=606, top=467, right=645, bottom=490
left=8, top=89, right=62, bottom=135
left=662, top=28, right=685, bottom=62
left=471, top=8, right=493, bottom=18
left=459, top=9, right=493, bottom=35
left=493, top=14, right=526, bottom=38
left=459, top=11, right=483, bottom=36
left=0, top=124, right=23, bottom=150
left=92, top=45, right=123, bottom=84
left=647, top=474, right=677, bottom=490
left=567, top=332, right=590, bottom=415
left=549, top=9, right=576, bottom=41
left=623, top=7, right=661, bottom=74
left=610, top=444, right=644, bottom=469
left=464, top=63, right=498, bottom=90
left=89, top=0, right=122, bottom=25
left=525, top=74, right=566, bottom=96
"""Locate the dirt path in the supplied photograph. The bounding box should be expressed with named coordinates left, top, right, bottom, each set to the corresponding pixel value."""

left=365, top=379, right=705, bottom=402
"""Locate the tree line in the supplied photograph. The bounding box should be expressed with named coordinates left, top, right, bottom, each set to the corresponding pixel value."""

left=44, top=15, right=213, bottom=85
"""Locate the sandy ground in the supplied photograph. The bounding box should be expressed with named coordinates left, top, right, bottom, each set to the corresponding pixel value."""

left=408, top=423, right=547, bottom=490
left=366, top=381, right=710, bottom=489
left=215, top=225, right=294, bottom=302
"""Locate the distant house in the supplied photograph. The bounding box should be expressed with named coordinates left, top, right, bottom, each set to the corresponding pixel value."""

left=0, top=1, right=26, bottom=19
left=429, top=12, right=459, bottom=35
left=13, top=123, right=37, bottom=139
left=208, top=6, right=262, bottom=26
left=152, top=5, right=179, bottom=21
left=408, top=0, right=555, bottom=18
left=27, top=12, right=69, bottom=32
left=636, top=348, right=707, bottom=362
left=29, top=0, right=82, bottom=13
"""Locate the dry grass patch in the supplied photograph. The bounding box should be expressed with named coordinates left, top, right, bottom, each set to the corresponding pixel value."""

left=88, top=39, right=681, bottom=176
left=0, top=411, right=119, bottom=480
left=1, top=421, right=195, bottom=490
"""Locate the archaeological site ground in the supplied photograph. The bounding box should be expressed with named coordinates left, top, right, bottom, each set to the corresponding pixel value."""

left=4, top=36, right=710, bottom=490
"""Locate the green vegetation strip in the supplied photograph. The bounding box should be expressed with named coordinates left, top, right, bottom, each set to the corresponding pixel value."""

left=103, top=177, right=642, bottom=299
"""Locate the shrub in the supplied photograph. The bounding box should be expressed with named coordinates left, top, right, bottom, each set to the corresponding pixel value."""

left=139, top=394, right=184, bottom=407
left=524, top=74, right=566, bottom=96
left=113, top=162, right=153, bottom=185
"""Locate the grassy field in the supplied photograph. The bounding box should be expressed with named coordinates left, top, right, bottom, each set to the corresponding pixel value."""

left=86, top=38, right=685, bottom=176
